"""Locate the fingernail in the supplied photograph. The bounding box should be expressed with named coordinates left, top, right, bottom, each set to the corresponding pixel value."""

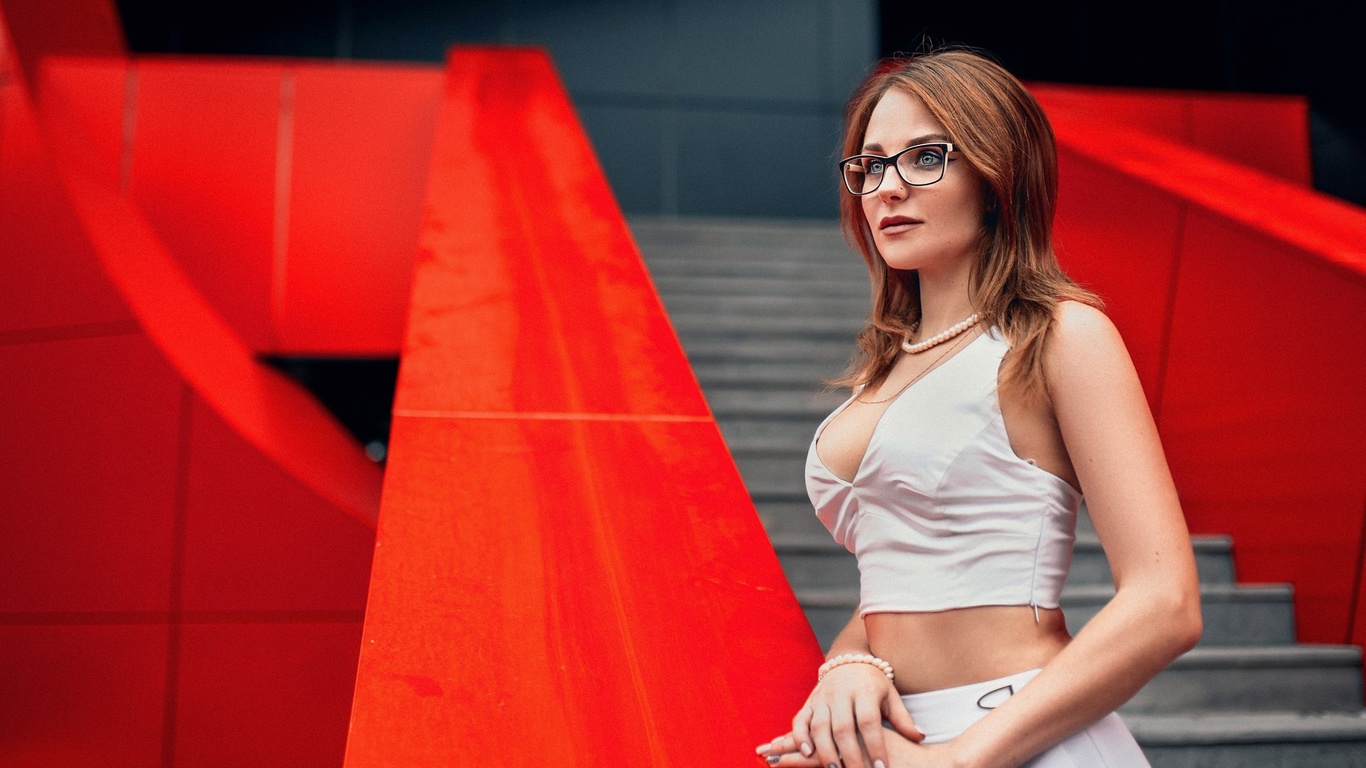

left=756, top=744, right=770, bottom=755
left=828, top=764, right=839, bottom=768
left=765, top=756, right=780, bottom=766
left=875, top=761, right=886, bottom=768
left=801, top=742, right=813, bottom=756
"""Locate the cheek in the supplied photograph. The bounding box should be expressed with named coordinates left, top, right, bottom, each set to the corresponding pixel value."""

left=861, top=195, right=878, bottom=227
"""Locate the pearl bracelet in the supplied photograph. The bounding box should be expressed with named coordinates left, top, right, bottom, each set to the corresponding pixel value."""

left=817, top=653, right=895, bottom=682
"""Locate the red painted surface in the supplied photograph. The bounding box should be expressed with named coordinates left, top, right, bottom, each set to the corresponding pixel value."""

left=127, top=60, right=283, bottom=350
left=1051, top=112, right=1366, bottom=644
left=344, top=49, right=822, bottom=767
left=1, top=2, right=385, bottom=764
left=0, top=58, right=130, bottom=334
left=32, top=54, right=439, bottom=357
left=1033, top=84, right=1312, bottom=185
left=0, top=0, right=121, bottom=91
left=0, top=333, right=182, bottom=614
left=180, top=395, right=375, bottom=613
left=173, top=622, right=363, bottom=767
left=280, top=64, right=441, bottom=355
left=0, top=624, right=169, bottom=766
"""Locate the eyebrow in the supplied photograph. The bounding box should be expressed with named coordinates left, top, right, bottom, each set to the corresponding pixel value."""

left=862, top=133, right=951, bottom=153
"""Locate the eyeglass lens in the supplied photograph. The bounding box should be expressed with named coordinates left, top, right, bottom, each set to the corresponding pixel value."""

left=843, top=145, right=947, bottom=194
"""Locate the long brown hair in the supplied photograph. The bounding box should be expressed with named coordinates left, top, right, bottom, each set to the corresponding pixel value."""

left=834, top=49, right=1099, bottom=400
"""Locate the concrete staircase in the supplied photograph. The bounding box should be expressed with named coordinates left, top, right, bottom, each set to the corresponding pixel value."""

left=632, top=215, right=1366, bottom=767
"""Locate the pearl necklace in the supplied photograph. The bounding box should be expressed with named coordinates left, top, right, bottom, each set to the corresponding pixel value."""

left=901, top=312, right=980, bottom=354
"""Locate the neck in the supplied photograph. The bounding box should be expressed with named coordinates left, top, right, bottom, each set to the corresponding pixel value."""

left=914, top=264, right=977, bottom=336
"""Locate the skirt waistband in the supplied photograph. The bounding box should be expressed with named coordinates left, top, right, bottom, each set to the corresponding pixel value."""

left=899, top=668, right=1042, bottom=743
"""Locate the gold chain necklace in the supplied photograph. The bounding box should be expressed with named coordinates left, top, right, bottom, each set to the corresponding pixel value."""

left=857, top=330, right=973, bottom=405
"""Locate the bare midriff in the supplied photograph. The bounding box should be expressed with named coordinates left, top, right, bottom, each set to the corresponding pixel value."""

left=865, top=605, right=1073, bottom=695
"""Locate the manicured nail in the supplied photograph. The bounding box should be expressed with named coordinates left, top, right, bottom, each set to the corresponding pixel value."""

left=828, top=763, right=839, bottom=768
left=875, top=761, right=886, bottom=768
left=800, top=742, right=813, bottom=757
left=756, top=744, right=771, bottom=755
left=765, top=756, right=780, bottom=766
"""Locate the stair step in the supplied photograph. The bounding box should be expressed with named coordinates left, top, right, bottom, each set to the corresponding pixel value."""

left=795, top=583, right=1297, bottom=648
left=1129, top=711, right=1366, bottom=767
left=679, top=337, right=856, bottom=364
left=630, top=214, right=845, bottom=249
left=718, top=420, right=826, bottom=455
left=693, top=360, right=846, bottom=389
left=652, top=274, right=870, bottom=299
left=670, top=312, right=863, bottom=338
left=647, top=259, right=865, bottom=282
left=709, top=388, right=845, bottom=418
left=658, top=294, right=867, bottom=318
left=768, top=530, right=1236, bottom=590
left=1124, top=645, right=1363, bottom=713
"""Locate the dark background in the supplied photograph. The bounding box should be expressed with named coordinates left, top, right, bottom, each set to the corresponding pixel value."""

left=881, top=1, right=1366, bottom=207
left=113, top=0, right=1366, bottom=208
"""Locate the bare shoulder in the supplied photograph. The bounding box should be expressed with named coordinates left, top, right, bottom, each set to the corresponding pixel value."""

left=1049, top=301, right=1123, bottom=351
left=1043, top=301, right=1131, bottom=382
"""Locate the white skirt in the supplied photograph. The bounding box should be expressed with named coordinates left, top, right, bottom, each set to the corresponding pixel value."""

left=899, top=669, right=1151, bottom=767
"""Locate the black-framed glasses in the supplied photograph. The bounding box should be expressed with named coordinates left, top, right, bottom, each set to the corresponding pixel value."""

left=838, top=142, right=955, bottom=195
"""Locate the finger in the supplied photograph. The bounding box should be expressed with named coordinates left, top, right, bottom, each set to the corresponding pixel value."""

left=758, top=733, right=800, bottom=756
left=855, top=698, right=889, bottom=768
left=807, top=704, right=842, bottom=768
left=791, top=708, right=816, bottom=759
left=882, top=691, right=924, bottom=743
left=830, top=700, right=866, bottom=768
left=761, top=750, right=824, bottom=768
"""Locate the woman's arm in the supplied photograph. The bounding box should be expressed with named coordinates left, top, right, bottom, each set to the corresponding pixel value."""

left=941, top=301, right=1203, bottom=768
left=759, top=609, right=922, bottom=768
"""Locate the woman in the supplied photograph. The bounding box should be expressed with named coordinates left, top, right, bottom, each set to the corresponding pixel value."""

left=756, top=50, right=1202, bottom=768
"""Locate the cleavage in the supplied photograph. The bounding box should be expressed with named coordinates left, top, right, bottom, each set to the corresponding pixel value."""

left=816, top=331, right=982, bottom=483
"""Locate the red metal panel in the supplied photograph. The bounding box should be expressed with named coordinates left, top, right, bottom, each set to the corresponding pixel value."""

left=392, top=50, right=708, bottom=418
left=0, top=60, right=130, bottom=333
left=50, top=165, right=382, bottom=526
left=1054, top=150, right=1184, bottom=406
left=1035, top=84, right=1312, bottom=185
left=0, top=333, right=182, bottom=614
left=1034, top=84, right=1190, bottom=145
left=276, top=64, right=442, bottom=355
left=1189, top=96, right=1311, bottom=186
left=0, top=0, right=122, bottom=93
left=128, top=59, right=283, bottom=350
left=0, top=623, right=167, bottom=767
left=34, top=56, right=126, bottom=192
left=174, top=622, right=362, bottom=767
left=182, top=395, right=374, bottom=613
left=349, top=416, right=818, bottom=766
left=1053, top=117, right=1366, bottom=283
left=346, top=49, right=820, bottom=766
left=1159, top=211, right=1366, bottom=641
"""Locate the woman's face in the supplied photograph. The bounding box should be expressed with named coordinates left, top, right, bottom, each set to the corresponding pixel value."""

left=859, top=88, right=988, bottom=277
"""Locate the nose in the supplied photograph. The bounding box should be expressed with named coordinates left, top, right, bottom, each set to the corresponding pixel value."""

left=874, top=164, right=907, bottom=201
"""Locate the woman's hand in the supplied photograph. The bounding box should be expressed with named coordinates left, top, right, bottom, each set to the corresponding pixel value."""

left=756, top=662, right=923, bottom=768
left=757, top=721, right=957, bottom=768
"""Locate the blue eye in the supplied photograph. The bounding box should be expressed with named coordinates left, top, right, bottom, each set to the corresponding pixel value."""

left=867, top=159, right=886, bottom=174
left=913, top=148, right=945, bottom=167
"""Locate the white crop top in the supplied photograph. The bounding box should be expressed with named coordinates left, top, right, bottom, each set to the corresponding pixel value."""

left=805, top=328, right=1081, bottom=617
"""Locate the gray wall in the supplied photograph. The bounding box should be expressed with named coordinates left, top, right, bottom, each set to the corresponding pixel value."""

left=350, top=0, right=877, bottom=219
left=119, top=0, right=877, bottom=218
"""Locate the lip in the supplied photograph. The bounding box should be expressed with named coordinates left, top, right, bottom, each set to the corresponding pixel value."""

left=879, top=215, right=922, bottom=233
